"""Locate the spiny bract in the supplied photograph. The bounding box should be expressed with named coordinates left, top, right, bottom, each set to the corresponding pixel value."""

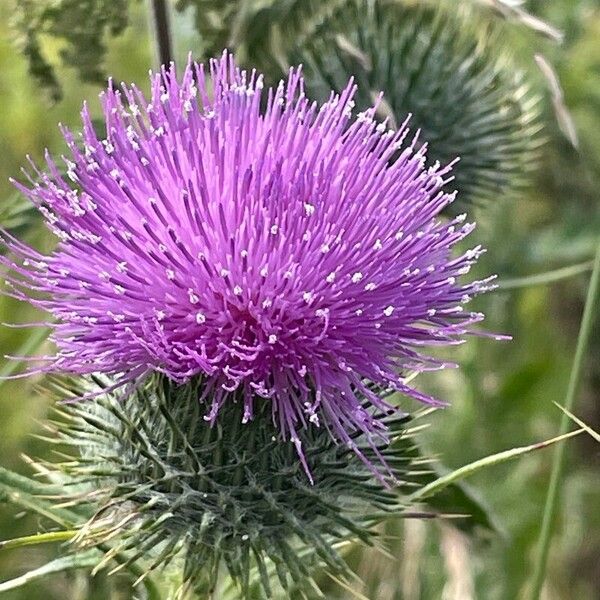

left=2, top=52, right=495, bottom=476
left=53, top=375, right=424, bottom=598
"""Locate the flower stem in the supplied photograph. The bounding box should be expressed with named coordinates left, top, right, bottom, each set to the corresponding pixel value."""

left=148, top=0, right=173, bottom=67
left=528, top=239, right=600, bottom=600
left=498, top=259, right=594, bottom=290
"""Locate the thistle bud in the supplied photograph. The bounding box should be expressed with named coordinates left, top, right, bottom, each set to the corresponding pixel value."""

left=54, top=376, right=422, bottom=598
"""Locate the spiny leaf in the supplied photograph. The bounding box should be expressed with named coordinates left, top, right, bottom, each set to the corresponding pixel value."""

left=0, top=465, right=81, bottom=527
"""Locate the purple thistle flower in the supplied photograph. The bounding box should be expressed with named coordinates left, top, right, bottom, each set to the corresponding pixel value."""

left=2, top=52, right=497, bottom=478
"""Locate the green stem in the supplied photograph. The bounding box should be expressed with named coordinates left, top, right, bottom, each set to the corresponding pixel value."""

left=498, top=260, right=594, bottom=291
left=148, top=0, right=173, bottom=67
left=0, top=530, right=77, bottom=551
left=528, top=240, right=600, bottom=600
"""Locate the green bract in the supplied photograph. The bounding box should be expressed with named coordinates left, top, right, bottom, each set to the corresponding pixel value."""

left=51, top=376, right=423, bottom=598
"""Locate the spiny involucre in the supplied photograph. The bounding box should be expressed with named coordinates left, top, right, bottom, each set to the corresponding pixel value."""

left=2, top=52, right=497, bottom=477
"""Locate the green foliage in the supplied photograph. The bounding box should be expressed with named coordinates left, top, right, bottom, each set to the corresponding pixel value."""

left=177, top=0, right=347, bottom=64
left=0, top=465, right=162, bottom=599
left=0, top=552, right=99, bottom=594
left=10, top=0, right=131, bottom=101
left=10, top=0, right=61, bottom=102
left=0, top=191, right=39, bottom=246
left=1, top=1, right=599, bottom=598
left=175, top=0, right=241, bottom=56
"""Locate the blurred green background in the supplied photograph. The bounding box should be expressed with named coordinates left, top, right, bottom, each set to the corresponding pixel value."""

left=0, top=1, right=599, bottom=599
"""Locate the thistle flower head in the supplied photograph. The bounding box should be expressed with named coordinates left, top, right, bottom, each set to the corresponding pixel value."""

left=3, top=52, right=494, bottom=475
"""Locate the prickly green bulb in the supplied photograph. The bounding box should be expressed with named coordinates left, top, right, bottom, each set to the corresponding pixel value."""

left=53, top=376, right=423, bottom=598
left=288, top=2, right=542, bottom=208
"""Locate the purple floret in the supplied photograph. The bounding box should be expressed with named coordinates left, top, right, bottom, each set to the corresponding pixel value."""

left=2, top=52, right=496, bottom=479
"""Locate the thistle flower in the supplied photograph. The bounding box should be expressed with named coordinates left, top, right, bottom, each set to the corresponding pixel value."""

left=51, top=375, right=425, bottom=597
left=3, top=52, right=494, bottom=477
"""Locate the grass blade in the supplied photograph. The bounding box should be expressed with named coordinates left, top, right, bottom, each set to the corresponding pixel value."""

left=528, top=239, right=600, bottom=600
left=498, top=260, right=594, bottom=290
left=0, top=530, right=77, bottom=551
left=409, top=429, right=583, bottom=503
left=553, top=403, right=600, bottom=444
